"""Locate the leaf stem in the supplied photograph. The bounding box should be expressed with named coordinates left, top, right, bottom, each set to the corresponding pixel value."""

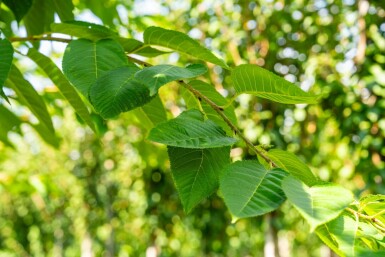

left=346, top=207, right=385, bottom=232
left=127, top=56, right=278, bottom=167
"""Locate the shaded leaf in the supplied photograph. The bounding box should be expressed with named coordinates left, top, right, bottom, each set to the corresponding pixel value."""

left=62, top=38, right=128, bottom=98
left=52, top=0, right=74, bottom=21
left=0, top=38, right=13, bottom=102
left=282, top=176, right=354, bottom=231
left=90, top=66, right=152, bottom=119
left=148, top=109, right=237, bottom=148
left=27, top=48, right=96, bottom=132
left=5, top=65, right=58, bottom=146
left=5, top=65, right=54, bottom=133
left=231, top=64, right=319, bottom=104
left=267, top=149, right=318, bottom=186
left=220, top=160, right=287, bottom=219
left=141, top=95, right=167, bottom=126
left=189, top=80, right=237, bottom=135
left=24, top=0, right=54, bottom=36
left=135, top=64, right=207, bottom=96
left=144, top=26, right=229, bottom=69
left=0, top=104, right=22, bottom=147
left=3, top=0, right=32, bottom=22
left=168, top=146, right=231, bottom=213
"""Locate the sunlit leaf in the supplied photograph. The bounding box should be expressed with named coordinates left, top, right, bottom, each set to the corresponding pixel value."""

left=135, top=64, right=207, bottom=96
left=51, top=21, right=117, bottom=41
left=220, top=160, right=287, bottom=219
left=0, top=38, right=13, bottom=102
left=62, top=38, right=128, bottom=98
left=27, top=48, right=96, bottom=132
left=144, top=26, right=229, bottom=69
left=282, top=176, right=354, bottom=231
left=148, top=109, right=237, bottom=148
left=168, top=146, right=231, bottom=213
left=267, top=149, right=318, bottom=186
left=90, top=66, right=152, bottom=119
left=231, top=64, right=319, bottom=104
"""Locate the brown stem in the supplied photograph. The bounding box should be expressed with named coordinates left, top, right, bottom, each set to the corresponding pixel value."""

left=9, top=36, right=71, bottom=43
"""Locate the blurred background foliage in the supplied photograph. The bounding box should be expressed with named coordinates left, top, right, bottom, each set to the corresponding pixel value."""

left=0, top=0, right=385, bottom=256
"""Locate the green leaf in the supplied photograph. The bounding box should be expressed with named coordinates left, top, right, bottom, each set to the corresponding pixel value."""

left=134, top=46, right=170, bottom=57
left=52, top=0, right=74, bottom=21
left=189, top=80, right=237, bottom=135
left=3, top=0, right=33, bottom=22
left=148, top=109, right=237, bottom=148
left=0, top=38, right=13, bottom=103
left=168, top=146, right=231, bottom=213
left=24, top=0, right=54, bottom=36
left=267, top=149, right=318, bottom=186
left=135, top=64, right=208, bottom=96
left=220, top=160, right=287, bottom=219
left=231, top=64, right=319, bottom=104
left=141, top=95, right=167, bottom=126
left=62, top=38, right=128, bottom=98
left=5, top=65, right=58, bottom=146
left=51, top=21, right=117, bottom=41
left=143, top=26, right=229, bottom=69
left=0, top=104, right=22, bottom=147
left=5, top=65, right=54, bottom=133
left=27, top=48, right=96, bottom=132
left=282, top=176, right=354, bottom=231
left=90, top=66, right=152, bottom=119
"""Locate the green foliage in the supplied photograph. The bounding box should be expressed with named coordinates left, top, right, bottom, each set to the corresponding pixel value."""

left=148, top=109, right=237, bottom=148
left=135, top=64, right=207, bottom=96
left=144, top=26, right=229, bottom=69
left=282, top=176, right=354, bottom=231
left=168, top=146, right=230, bottom=213
left=62, top=38, right=128, bottom=98
left=90, top=66, right=152, bottom=119
left=0, top=38, right=13, bottom=102
left=1, top=1, right=385, bottom=256
left=231, top=64, right=319, bottom=104
left=220, top=161, right=287, bottom=219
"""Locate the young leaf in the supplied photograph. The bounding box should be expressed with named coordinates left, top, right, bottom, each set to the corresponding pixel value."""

left=282, top=176, right=354, bottom=231
left=27, top=48, right=96, bottom=132
left=62, top=38, right=128, bottom=98
left=0, top=38, right=13, bottom=103
left=3, top=0, right=33, bottom=22
left=134, top=64, right=207, bottom=96
left=220, top=160, right=287, bottom=219
left=143, top=26, right=229, bottom=69
left=90, top=66, right=152, bottom=119
left=267, top=149, right=318, bottom=186
left=168, top=146, right=231, bottom=213
left=148, top=109, right=237, bottom=148
left=189, top=80, right=237, bottom=135
left=231, top=64, right=319, bottom=104
left=316, top=213, right=358, bottom=257
left=5, top=65, right=55, bottom=134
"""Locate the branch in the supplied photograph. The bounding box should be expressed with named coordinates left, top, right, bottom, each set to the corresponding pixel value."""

left=9, top=36, right=72, bottom=43
left=346, top=207, right=385, bottom=232
left=127, top=56, right=278, bottom=167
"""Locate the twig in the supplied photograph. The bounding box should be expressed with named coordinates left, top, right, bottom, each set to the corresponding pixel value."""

left=346, top=207, right=385, bottom=232
left=9, top=36, right=71, bottom=43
